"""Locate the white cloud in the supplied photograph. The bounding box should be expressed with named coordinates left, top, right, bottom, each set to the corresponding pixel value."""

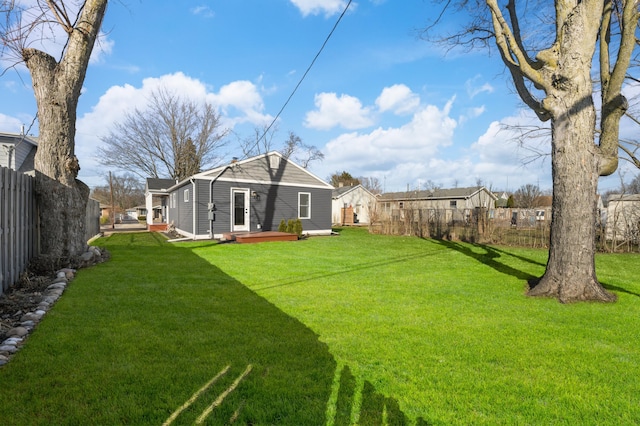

left=465, top=76, right=494, bottom=99
left=469, top=110, right=552, bottom=190
left=304, top=93, right=374, bottom=130
left=90, top=32, right=114, bottom=64
left=375, top=84, right=420, bottom=115
left=191, top=6, right=215, bottom=18
left=289, top=0, right=350, bottom=17
left=76, top=73, right=272, bottom=187
left=312, top=99, right=457, bottom=190
left=0, top=113, right=22, bottom=132
left=209, top=80, right=273, bottom=126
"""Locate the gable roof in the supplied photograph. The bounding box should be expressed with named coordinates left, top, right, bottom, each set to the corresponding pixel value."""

left=177, top=151, right=333, bottom=190
left=608, top=193, right=640, bottom=202
left=0, top=132, right=38, bottom=147
left=379, top=186, right=498, bottom=201
left=332, top=184, right=376, bottom=199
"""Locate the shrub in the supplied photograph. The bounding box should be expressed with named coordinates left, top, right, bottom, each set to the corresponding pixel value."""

left=100, top=216, right=110, bottom=225
left=138, top=215, right=146, bottom=222
left=278, top=219, right=287, bottom=233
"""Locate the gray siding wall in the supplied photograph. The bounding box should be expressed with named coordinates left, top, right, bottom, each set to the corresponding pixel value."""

left=14, top=143, right=32, bottom=170
left=170, top=182, right=194, bottom=234
left=202, top=180, right=331, bottom=236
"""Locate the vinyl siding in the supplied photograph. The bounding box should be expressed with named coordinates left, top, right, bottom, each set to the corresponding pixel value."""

left=204, top=181, right=331, bottom=235
left=199, top=154, right=328, bottom=188
left=170, top=182, right=194, bottom=234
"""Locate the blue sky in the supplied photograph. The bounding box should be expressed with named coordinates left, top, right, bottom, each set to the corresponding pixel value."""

left=1, top=0, right=636, bottom=192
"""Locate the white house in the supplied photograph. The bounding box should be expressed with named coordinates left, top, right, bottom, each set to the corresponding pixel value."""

left=331, top=184, right=378, bottom=225
left=605, top=194, right=640, bottom=242
left=0, top=131, right=38, bottom=175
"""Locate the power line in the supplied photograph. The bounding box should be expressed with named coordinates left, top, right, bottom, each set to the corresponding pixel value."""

left=249, top=0, right=353, bottom=154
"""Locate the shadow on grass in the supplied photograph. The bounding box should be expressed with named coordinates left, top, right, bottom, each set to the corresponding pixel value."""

left=252, top=250, right=442, bottom=291
left=0, top=232, right=420, bottom=425
left=601, top=283, right=640, bottom=299
left=334, top=365, right=430, bottom=426
left=432, top=239, right=538, bottom=282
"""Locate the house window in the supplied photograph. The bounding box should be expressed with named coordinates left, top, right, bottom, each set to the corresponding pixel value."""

left=399, top=202, right=404, bottom=209
left=184, top=189, right=189, bottom=203
left=298, top=192, right=311, bottom=219
left=269, top=155, right=280, bottom=169
left=450, top=200, right=457, bottom=208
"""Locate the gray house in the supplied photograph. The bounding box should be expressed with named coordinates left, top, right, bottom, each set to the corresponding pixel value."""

left=165, top=152, right=333, bottom=240
left=0, top=131, right=38, bottom=175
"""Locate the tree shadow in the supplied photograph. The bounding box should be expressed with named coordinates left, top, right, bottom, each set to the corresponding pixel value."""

left=334, top=365, right=429, bottom=426
left=432, top=239, right=538, bottom=282
left=0, top=232, right=421, bottom=424
left=601, top=282, right=640, bottom=299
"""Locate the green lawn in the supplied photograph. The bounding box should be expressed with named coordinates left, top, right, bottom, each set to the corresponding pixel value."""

left=1, top=228, right=639, bottom=425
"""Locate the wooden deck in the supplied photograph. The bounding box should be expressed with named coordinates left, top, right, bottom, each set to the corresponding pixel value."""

left=223, top=231, right=299, bottom=244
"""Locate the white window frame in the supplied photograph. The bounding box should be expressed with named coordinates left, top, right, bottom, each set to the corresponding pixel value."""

left=269, top=154, right=280, bottom=169
left=184, top=189, right=189, bottom=203
left=298, top=192, right=311, bottom=219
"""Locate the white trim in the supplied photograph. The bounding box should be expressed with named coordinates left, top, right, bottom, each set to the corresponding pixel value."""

left=230, top=188, right=250, bottom=232
left=173, top=228, right=212, bottom=240
left=203, top=177, right=331, bottom=190
left=303, top=229, right=332, bottom=236
left=185, top=151, right=333, bottom=190
left=298, top=192, right=311, bottom=219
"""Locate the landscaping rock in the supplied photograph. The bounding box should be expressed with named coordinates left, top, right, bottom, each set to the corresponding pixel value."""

left=0, top=245, right=110, bottom=366
left=7, top=327, right=28, bottom=338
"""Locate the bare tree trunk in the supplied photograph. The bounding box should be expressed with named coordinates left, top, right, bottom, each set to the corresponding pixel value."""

left=528, top=93, right=616, bottom=303
left=22, top=0, right=108, bottom=260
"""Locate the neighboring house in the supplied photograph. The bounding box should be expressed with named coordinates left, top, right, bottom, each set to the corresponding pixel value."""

left=163, top=152, right=333, bottom=240
left=0, top=131, right=38, bottom=175
left=494, top=191, right=510, bottom=208
left=331, top=184, right=378, bottom=225
left=145, top=178, right=176, bottom=230
left=125, top=205, right=147, bottom=220
left=605, top=194, right=640, bottom=241
left=378, top=186, right=498, bottom=222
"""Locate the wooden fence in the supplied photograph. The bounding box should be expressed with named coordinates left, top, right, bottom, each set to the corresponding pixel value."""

left=0, top=166, right=100, bottom=295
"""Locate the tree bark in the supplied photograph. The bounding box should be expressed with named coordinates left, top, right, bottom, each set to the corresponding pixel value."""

left=528, top=98, right=616, bottom=302
left=24, top=0, right=108, bottom=259
left=524, top=1, right=616, bottom=302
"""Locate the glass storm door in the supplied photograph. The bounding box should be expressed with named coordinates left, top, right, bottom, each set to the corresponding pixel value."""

left=232, top=189, right=250, bottom=232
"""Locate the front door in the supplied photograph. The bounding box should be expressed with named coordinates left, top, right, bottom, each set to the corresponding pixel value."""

left=231, top=188, right=250, bottom=232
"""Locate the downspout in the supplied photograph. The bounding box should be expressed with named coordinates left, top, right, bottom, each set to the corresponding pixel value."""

left=209, top=166, right=233, bottom=239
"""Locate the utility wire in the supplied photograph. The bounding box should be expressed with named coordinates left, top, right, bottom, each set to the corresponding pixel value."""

left=249, top=0, right=353, bottom=154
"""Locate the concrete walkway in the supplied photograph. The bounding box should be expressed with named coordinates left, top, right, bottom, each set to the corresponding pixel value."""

left=100, top=221, right=148, bottom=235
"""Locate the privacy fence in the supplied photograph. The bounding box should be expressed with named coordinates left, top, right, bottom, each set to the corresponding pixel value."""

left=0, top=166, right=100, bottom=295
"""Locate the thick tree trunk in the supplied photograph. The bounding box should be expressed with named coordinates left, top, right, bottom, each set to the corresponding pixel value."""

left=23, top=0, right=108, bottom=260
left=527, top=94, right=616, bottom=303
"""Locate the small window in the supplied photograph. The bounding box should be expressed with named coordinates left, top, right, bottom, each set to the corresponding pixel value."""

left=184, top=189, right=189, bottom=202
left=399, top=202, right=404, bottom=209
left=450, top=200, right=457, bottom=208
left=269, top=155, right=280, bottom=169
left=298, top=192, right=311, bottom=219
